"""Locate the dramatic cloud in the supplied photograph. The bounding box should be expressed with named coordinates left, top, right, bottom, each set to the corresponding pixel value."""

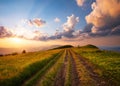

left=83, top=24, right=93, bottom=33
left=63, top=14, right=79, bottom=32
left=28, top=18, right=46, bottom=27
left=85, top=0, right=120, bottom=36
left=58, top=14, right=79, bottom=38
left=54, top=17, right=60, bottom=22
left=76, top=0, right=86, bottom=6
left=33, top=30, right=48, bottom=40
left=0, top=26, right=13, bottom=38
left=110, top=25, right=120, bottom=35
left=32, top=14, right=80, bottom=41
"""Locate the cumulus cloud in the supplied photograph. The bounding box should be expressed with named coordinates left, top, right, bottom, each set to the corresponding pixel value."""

left=57, top=14, right=79, bottom=38
left=54, top=17, right=60, bottom=22
left=63, top=14, right=79, bottom=32
left=76, top=0, right=86, bottom=6
left=110, top=25, right=120, bottom=35
left=0, top=15, right=80, bottom=41
left=85, top=0, right=120, bottom=36
left=83, top=24, right=93, bottom=33
left=28, top=18, right=46, bottom=27
left=33, top=14, right=80, bottom=41
left=0, top=26, right=13, bottom=38
left=32, top=30, right=48, bottom=40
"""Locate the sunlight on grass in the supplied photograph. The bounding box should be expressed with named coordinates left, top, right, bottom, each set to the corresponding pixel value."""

left=73, top=47, right=120, bottom=85
left=0, top=49, right=61, bottom=80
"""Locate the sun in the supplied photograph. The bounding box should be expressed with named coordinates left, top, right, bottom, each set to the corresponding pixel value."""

left=12, top=38, right=21, bottom=43
left=11, top=37, right=23, bottom=43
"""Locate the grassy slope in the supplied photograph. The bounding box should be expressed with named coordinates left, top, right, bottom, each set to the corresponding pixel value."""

left=1, top=44, right=120, bottom=86
left=39, top=50, right=66, bottom=86
left=73, top=47, right=120, bottom=85
left=52, top=45, right=73, bottom=50
left=24, top=50, right=64, bottom=86
left=0, top=49, right=61, bottom=86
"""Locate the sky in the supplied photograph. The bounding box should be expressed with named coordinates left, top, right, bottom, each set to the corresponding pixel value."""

left=0, top=0, right=120, bottom=49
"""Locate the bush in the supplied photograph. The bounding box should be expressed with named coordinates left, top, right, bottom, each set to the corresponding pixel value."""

left=22, top=50, right=26, bottom=53
left=12, top=52, right=18, bottom=55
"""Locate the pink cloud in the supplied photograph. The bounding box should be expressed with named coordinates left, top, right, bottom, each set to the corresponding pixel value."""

left=63, top=14, right=79, bottom=32
left=28, top=18, right=46, bottom=27
left=85, top=0, right=120, bottom=35
left=76, top=0, right=86, bottom=7
left=54, top=17, right=60, bottom=22
left=0, top=26, right=13, bottom=38
left=86, top=0, right=120, bottom=27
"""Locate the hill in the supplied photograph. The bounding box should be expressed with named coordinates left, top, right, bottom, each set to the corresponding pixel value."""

left=80, top=44, right=99, bottom=49
left=52, top=45, right=73, bottom=49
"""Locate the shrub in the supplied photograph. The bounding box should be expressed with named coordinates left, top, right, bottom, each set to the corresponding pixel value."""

left=22, top=50, right=26, bottom=53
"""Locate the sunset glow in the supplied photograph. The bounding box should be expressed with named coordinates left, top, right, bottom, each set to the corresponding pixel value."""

left=11, top=38, right=23, bottom=43
left=0, top=0, right=120, bottom=53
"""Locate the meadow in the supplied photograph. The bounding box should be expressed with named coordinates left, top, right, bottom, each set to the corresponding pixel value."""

left=0, top=49, right=62, bottom=86
left=73, top=45, right=120, bottom=85
left=0, top=45, right=120, bottom=86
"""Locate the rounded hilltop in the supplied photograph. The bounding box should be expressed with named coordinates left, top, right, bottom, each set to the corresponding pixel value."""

left=80, top=44, right=99, bottom=49
left=52, top=45, right=73, bottom=49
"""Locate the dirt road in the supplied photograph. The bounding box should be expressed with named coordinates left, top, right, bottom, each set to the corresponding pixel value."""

left=22, top=49, right=106, bottom=86
left=53, top=49, right=106, bottom=86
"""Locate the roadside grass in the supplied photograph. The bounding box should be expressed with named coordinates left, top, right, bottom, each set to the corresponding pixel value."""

left=39, top=50, right=66, bottom=86
left=73, top=47, right=120, bottom=85
left=0, top=49, right=61, bottom=86
left=24, top=50, right=64, bottom=86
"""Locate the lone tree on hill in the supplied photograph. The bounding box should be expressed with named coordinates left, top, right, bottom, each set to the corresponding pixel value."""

left=22, top=50, right=26, bottom=53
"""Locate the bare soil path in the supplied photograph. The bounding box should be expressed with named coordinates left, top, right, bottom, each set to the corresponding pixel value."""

left=54, top=50, right=68, bottom=86
left=69, top=50, right=80, bottom=86
left=22, top=49, right=107, bottom=86
left=54, top=49, right=81, bottom=86
left=70, top=49, right=107, bottom=86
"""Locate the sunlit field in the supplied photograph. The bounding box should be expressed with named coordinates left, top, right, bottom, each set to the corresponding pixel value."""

left=0, top=0, right=120, bottom=86
left=0, top=49, right=62, bottom=85
left=0, top=45, right=120, bottom=86
left=73, top=46, right=120, bottom=85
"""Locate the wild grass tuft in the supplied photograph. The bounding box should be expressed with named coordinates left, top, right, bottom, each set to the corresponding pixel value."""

left=74, top=47, right=120, bottom=85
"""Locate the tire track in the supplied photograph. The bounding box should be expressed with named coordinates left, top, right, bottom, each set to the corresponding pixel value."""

left=22, top=50, right=64, bottom=86
left=22, top=49, right=107, bottom=86
left=54, top=50, right=68, bottom=86
left=69, top=50, right=80, bottom=86
left=70, top=49, right=107, bottom=86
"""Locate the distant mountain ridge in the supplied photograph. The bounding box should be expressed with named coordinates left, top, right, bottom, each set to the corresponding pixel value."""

left=0, top=48, right=22, bottom=55
left=0, top=45, right=62, bottom=55
left=99, top=46, right=120, bottom=52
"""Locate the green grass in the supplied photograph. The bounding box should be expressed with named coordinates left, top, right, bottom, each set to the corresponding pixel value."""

left=1, top=45, right=120, bottom=86
left=71, top=49, right=96, bottom=86
left=52, top=45, right=73, bottom=50
left=0, top=49, right=61, bottom=86
left=24, top=50, right=64, bottom=86
left=73, top=47, right=120, bottom=85
left=40, top=50, right=66, bottom=86
left=79, top=44, right=99, bottom=49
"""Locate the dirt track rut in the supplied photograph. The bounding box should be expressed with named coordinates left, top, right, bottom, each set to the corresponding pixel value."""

left=69, top=49, right=107, bottom=86
left=22, top=49, right=107, bottom=86
left=54, top=50, right=68, bottom=86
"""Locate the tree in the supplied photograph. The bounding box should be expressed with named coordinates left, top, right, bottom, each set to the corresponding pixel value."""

left=22, top=50, right=26, bottom=53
